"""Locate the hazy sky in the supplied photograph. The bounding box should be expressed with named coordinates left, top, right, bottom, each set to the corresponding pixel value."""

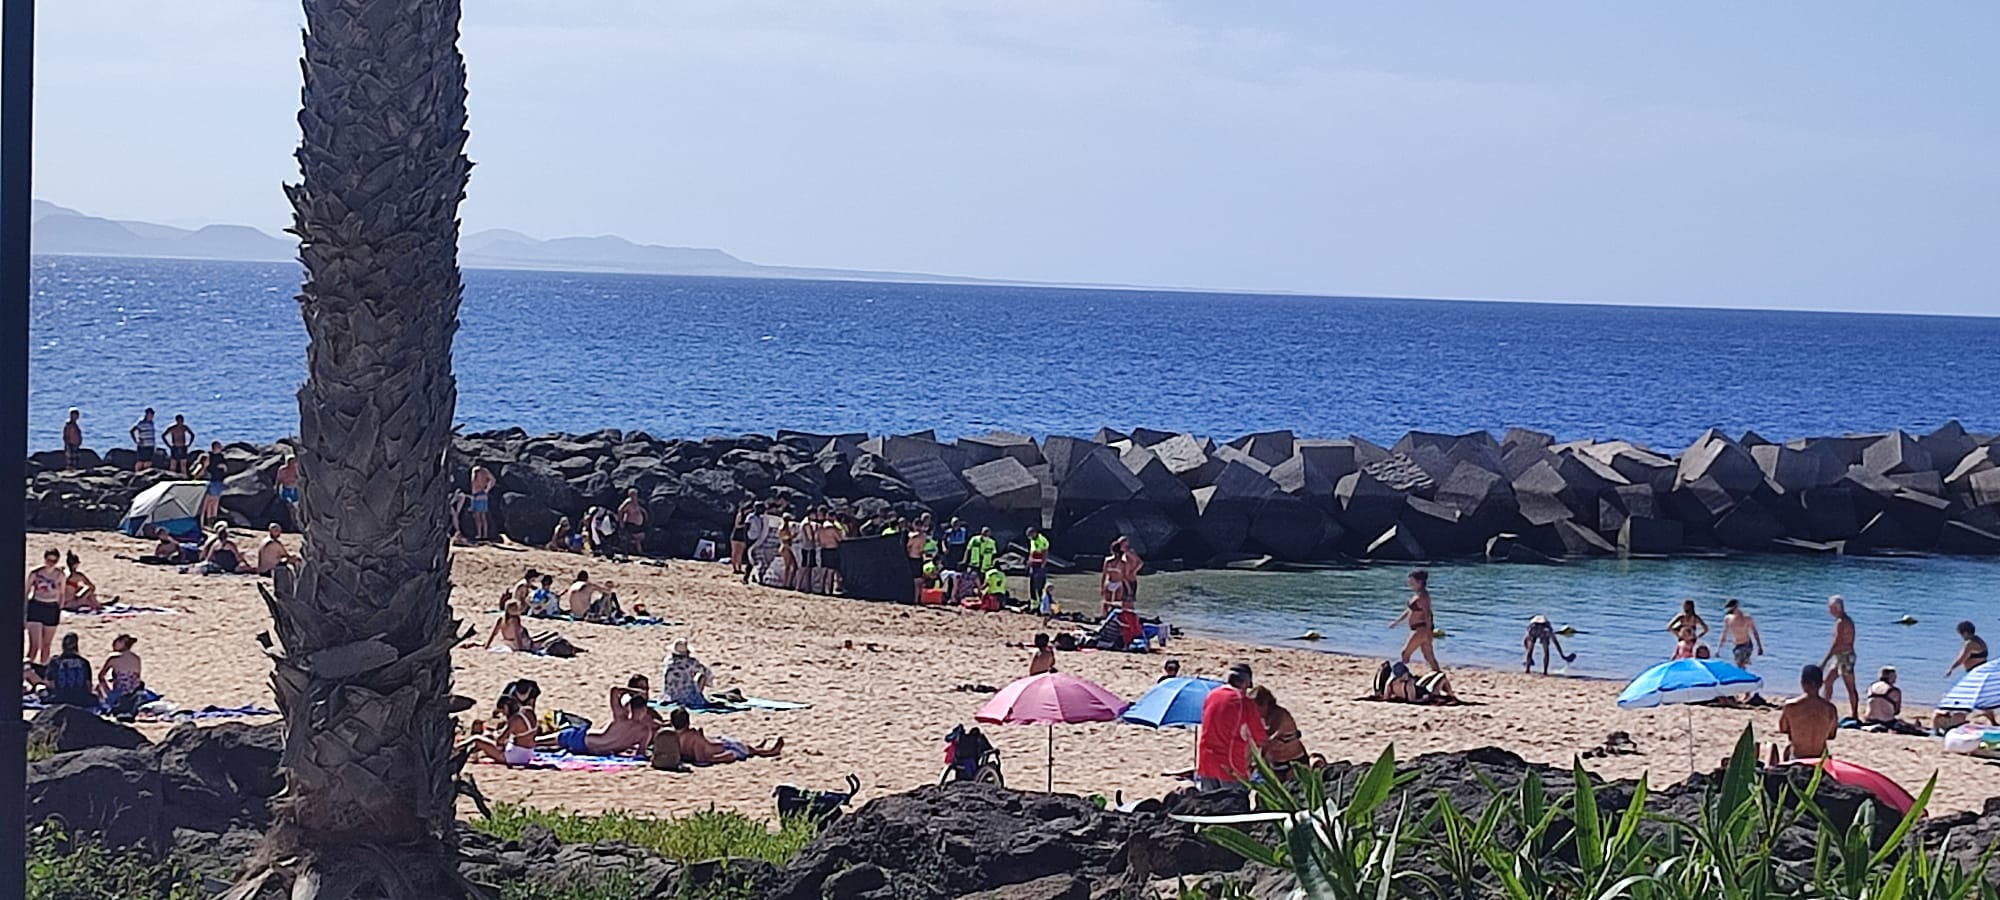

left=30, top=2, right=1999, bottom=315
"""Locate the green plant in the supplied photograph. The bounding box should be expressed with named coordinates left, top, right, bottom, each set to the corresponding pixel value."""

left=27, top=732, right=58, bottom=763
left=26, top=822, right=204, bottom=900
left=499, top=871, right=648, bottom=900
left=470, top=803, right=817, bottom=866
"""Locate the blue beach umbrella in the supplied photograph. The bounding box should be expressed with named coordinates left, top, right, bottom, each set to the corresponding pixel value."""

left=1121, top=676, right=1224, bottom=729
left=1617, top=658, right=1763, bottom=771
left=1939, top=661, right=2000, bottom=712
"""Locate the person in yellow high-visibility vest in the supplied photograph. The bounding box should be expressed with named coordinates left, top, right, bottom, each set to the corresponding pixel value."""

left=1026, top=526, right=1052, bottom=604
left=965, top=526, right=998, bottom=573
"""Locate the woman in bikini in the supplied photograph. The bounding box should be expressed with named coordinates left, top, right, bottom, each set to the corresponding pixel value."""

left=1099, top=542, right=1127, bottom=616
left=1666, top=599, right=1710, bottom=654
left=24, top=548, right=65, bottom=666
left=1250, top=686, right=1308, bottom=779
left=1388, top=569, right=1441, bottom=672
left=62, top=552, right=100, bottom=613
left=483, top=601, right=541, bottom=653
left=1947, top=620, right=1989, bottom=678
left=459, top=694, right=537, bottom=766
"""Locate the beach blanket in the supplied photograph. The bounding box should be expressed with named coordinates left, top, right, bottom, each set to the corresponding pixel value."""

left=474, top=751, right=648, bottom=772
left=69, top=603, right=180, bottom=619
left=153, top=703, right=279, bottom=722
left=525, top=612, right=679, bottom=628
left=654, top=697, right=812, bottom=716
left=1943, top=724, right=2000, bottom=758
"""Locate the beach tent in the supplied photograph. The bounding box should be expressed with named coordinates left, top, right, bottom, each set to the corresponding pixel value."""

left=120, top=481, right=208, bottom=540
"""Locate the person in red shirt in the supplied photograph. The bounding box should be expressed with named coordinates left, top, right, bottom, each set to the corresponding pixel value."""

left=1196, top=663, right=1268, bottom=790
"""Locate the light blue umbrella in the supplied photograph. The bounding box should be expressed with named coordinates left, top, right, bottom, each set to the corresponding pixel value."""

left=1939, top=661, right=2000, bottom=712
left=1121, top=677, right=1223, bottom=729
left=1617, top=658, right=1764, bottom=770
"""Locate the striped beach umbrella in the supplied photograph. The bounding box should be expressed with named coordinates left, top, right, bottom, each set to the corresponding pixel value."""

left=1938, top=661, right=2000, bottom=712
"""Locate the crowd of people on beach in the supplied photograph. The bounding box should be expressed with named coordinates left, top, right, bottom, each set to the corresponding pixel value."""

left=456, top=638, right=787, bottom=770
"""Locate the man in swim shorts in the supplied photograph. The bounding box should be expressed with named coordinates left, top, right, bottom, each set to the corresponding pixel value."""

left=163, top=414, right=195, bottom=475
left=61, top=409, right=83, bottom=470
left=1720, top=598, right=1763, bottom=670
left=668, top=707, right=783, bottom=765
left=276, top=455, right=300, bottom=519
left=1819, top=595, right=1859, bottom=721
left=468, top=465, right=495, bottom=542
left=129, top=408, right=157, bottom=472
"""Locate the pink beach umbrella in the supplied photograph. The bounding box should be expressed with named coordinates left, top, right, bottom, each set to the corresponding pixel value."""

left=975, top=673, right=1130, bottom=791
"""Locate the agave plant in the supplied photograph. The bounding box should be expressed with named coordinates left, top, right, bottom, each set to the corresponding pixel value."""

left=1174, top=746, right=1435, bottom=900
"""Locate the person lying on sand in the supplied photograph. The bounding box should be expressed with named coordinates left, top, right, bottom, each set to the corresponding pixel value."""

left=1522, top=615, right=1574, bottom=674
left=459, top=694, right=537, bottom=766
left=545, top=676, right=662, bottom=756
left=668, top=707, right=782, bottom=765
left=1377, top=661, right=1458, bottom=705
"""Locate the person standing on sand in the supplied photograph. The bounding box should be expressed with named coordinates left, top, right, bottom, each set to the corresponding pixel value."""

left=944, top=517, right=969, bottom=569
left=1720, top=599, right=1763, bottom=670
left=1819, top=595, right=1860, bottom=721
left=815, top=507, right=845, bottom=596
left=26, top=549, right=67, bottom=667
left=1115, top=536, right=1144, bottom=606
left=163, top=414, right=195, bottom=475
left=1389, top=569, right=1442, bottom=673
left=729, top=502, right=754, bottom=581
left=196, top=447, right=227, bottom=527
left=1522, top=615, right=1572, bottom=674
left=468, top=465, right=496, bottom=542
left=129, top=408, right=157, bottom=472
left=61, top=409, right=83, bottom=470
left=1946, top=620, right=1989, bottom=678
left=1775, top=664, right=1839, bottom=762
left=1195, top=663, right=1266, bottom=790
left=618, top=488, right=647, bottom=554
left=1026, top=526, right=1051, bottom=603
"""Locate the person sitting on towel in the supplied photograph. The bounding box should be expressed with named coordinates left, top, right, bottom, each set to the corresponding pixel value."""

left=670, top=707, right=783, bottom=765
left=661, top=639, right=714, bottom=708
left=547, top=675, right=662, bottom=756
left=138, top=527, right=188, bottom=565
left=197, top=525, right=244, bottom=575
left=459, top=694, right=537, bottom=766
left=43, top=633, right=99, bottom=709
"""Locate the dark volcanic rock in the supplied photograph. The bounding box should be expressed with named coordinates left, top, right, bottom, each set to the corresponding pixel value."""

left=29, top=705, right=152, bottom=753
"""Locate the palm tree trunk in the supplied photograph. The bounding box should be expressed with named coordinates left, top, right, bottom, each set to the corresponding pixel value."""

left=233, top=0, right=479, bottom=896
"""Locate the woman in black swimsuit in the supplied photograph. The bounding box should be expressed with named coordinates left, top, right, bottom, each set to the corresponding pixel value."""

left=729, top=502, right=753, bottom=580
left=1948, top=620, right=1990, bottom=678
left=24, top=548, right=65, bottom=666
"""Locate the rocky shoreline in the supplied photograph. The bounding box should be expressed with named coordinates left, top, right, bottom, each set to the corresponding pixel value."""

left=26, top=422, right=2000, bottom=565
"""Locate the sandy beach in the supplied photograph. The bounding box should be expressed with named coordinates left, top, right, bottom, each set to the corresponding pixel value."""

left=24, top=531, right=2000, bottom=820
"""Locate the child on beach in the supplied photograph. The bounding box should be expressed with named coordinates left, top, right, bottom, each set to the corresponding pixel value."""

left=529, top=574, right=560, bottom=617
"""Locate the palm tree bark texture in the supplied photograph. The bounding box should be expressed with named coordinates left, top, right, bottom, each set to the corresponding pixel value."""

left=232, top=0, right=479, bottom=896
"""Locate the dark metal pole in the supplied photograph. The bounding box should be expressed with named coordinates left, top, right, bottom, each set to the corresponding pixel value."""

left=1, top=0, right=34, bottom=896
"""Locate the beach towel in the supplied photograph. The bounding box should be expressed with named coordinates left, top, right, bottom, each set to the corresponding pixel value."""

left=157, top=703, right=279, bottom=722
left=69, top=603, right=179, bottom=619
left=475, top=751, right=649, bottom=772
left=653, top=697, right=812, bottom=716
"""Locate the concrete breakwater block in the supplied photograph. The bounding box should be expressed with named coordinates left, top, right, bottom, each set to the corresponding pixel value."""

left=1120, top=443, right=1195, bottom=510
left=961, top=457, right=1041, bottom=511
left=1619, top=516, right=1684, bottom=555
left=957, top=431, right=1044, bottom=469
left=1861, top=430, right=1933, bottom=477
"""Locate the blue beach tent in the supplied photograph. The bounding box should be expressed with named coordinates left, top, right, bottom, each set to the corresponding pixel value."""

left=120, top=481, right=208, bottom=540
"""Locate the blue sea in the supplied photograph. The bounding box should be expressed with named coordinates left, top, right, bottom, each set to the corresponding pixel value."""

left=28, top=254, right=2000, bottom=701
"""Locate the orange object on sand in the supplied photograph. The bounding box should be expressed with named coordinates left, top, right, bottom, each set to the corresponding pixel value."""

left=920, top=588, right=945, bottom=606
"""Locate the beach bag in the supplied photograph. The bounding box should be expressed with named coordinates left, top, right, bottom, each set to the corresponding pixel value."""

left=541, top=637, right=579, bottom=659
left=650, top=730, right=686, bottom=771
left=1053, top=633, right=1078, bottom=652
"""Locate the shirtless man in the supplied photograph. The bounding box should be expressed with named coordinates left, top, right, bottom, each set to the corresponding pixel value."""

left=669, top=707, right=783, bottom=765
left=1389, top=569, right=1441, bottom=673
left=275, top=455, right=301, bottom=519
left=163, top=414, right=195, bottom=475
left=564, top=570, right=611, bottom=619
left=1819, top=595, right=1860, bottom=720
left=256, top=524, right=294, bottom=576
left=468, top=466, right=496, bottom=542
left=814, top=510, right=844, bottom=595
left=1776, top=664, right=1839, bottom=761
left=546, top=676, right=663, bottom=757
left=1719, top=599, right=1763, bottom=670
left=618, top=489, right=647, bottom=554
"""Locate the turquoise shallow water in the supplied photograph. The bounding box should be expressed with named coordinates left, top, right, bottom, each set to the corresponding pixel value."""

left=1063, top=554, right=2000, bottom=705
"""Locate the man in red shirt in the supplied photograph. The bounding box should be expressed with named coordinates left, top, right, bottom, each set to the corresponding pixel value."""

left=1196, top=663, right=1267, bottom=790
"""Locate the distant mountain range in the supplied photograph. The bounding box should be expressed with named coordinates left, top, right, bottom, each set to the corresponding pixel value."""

left=29, top=200, right=997, bottom=284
